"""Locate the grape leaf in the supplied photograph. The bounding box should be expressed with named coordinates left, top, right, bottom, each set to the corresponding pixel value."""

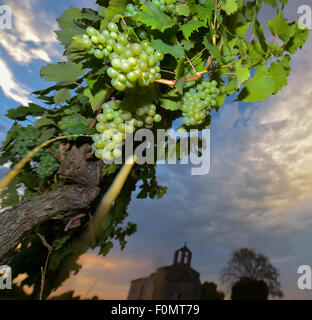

left=54, top=88, right=72, bottom=105
left=159, top=90, right=182, bottom=111
left=175, top=5, right=191, bottom=17
left=55, top=7, right=85, bottom=46
left=268, top=12, right=295, bottom=43
left=285, top=25, right=309, bottom=54
left=238, top=65, right=275, bottom=102
left=34, top=117, right=56, bottom=128
left=40, top=62, right=85, bottom=86
left=38, top=128, right=56, bottom=144
left=138, top=3, right=176, bottom=32
left=100, top=0, right=127, bottom=29
left=84, top=87, right=110, bottom=112
left=270, top=56, right=290, bottom=93
left=6, top=104, right=46, bottom=121
left=238, top=56, right=290, bottom=102
left=150, top=38, right=184, bottom=59
left=203, top=36, right=222, bottom=62
left=235, top=61, right=250, bottom=87
left=102, top=215, right=113, bottom=231
left=188, top=4, right=213, bottom=22
left=220, top=0, right=242, bottom=15
left=181, top=20, right=206, bottom=41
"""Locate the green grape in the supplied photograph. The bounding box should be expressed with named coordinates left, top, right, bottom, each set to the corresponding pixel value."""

left=145, top=116, right=154, bottom=125
left=96, top=123, right=106, bottom=133
left=107, top=67, right=119, bottom=79
left=114, top=43, right=125, bottom=55
left=131, top=43, right=143, bottom=55
left=108, top=22, right=118, bottom=32
left=154, top=114, right=162, bottom=123
left=125, top=80, right=135, bottom=88
left=113, top=148, right=122, bottom=158
left=87, top=26, right=97, bottom=37
left=127, top=71, right=138, bottom=83
left=97, top=114, right=107, bottom=122
left=107, top=38, right=116, bottom=47
left=118, top=73, right=127, bottom=83
left=95, top=149, right=104, bottom=159
left=120, top=60, right=132, bottom=73
left=138, top=30, right=148, bottom=40
left=94, top=49, right=104, bottom=59
left=110, top=32, right=118, bottom=40
left=91, top=35, right=99, bottom=44
left=98, top=34, right=107, bottom=44
left=95, top=140, right=106, bottom=149
left=140, top=52, right=149, bottom=63
left=117, top=33, right=128, bottom=45
left=113, top=80, right=126, bottom=91
left=121, top=111, right=131, bottom=121
left=111, top=58, right=121, bottom=70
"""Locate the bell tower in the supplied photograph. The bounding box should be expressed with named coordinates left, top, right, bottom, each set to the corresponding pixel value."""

left=173, top=243, right=192, bottom=266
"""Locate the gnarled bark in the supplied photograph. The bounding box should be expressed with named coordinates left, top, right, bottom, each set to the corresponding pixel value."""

left=0, top=144, right=104, bottom=265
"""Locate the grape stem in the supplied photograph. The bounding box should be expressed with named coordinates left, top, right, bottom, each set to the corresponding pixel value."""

left=160, top=69, right=176, bottom=75
left=89, top=108, right=103, bottom=129
left=121, top=17, right=129, bottom=32
left=177, top=40, right=197, bottom=74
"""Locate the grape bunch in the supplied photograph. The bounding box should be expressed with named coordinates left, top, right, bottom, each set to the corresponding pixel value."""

left=92, top=100, right=162, bottom=161
left=181, top=79, right=221, bottom=127
left=75, top=24, right=164, bottom=91
left=151, top=0, right=176, bottom=13
left=11, top=126, right=60, bottom=179
left=12, top=127, right=39, bottom=158
left=124, top=3, right=140, bottom=16
left=36, top=152, right=59, bottom=179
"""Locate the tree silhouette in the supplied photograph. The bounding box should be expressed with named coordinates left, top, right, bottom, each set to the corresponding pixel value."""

left=231, top=277, right=269, bottom=300
left=220, top=248, right=282, bottom=298
left=200, top=282, right=224, bottom=300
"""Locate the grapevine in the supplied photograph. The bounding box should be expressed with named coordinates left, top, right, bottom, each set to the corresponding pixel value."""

left=0, top=0, right=308, bottom=299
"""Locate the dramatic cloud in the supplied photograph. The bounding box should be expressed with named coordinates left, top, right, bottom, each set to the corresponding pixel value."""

left=0, top=0, right=61, bottom=65
left=0, top=58, right=30, bottom=104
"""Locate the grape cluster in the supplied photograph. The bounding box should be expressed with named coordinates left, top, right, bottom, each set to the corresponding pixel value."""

left=181, top=79, right=220, bottom=127
left=124, top=3, right=140, bottom=16
left=12, top=128, right=39, bottom=158
left=36, top=152, right=59, bottom=179
left=151, top=0, right=176, bottom=13
left=76, top=24, right=164, bottom=91
left=92, top=100, right=162, bottom=161
left=11, top=126, right=60, bottom=179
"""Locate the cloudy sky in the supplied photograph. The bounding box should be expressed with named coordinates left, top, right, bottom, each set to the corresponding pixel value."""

left=1, top=0, right=312, bottom=300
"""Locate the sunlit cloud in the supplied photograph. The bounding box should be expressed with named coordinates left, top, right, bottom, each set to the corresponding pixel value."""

left=0, top=0, right=61, bottom=65
left=0, top=58, right=30, bottom=105
left=52, top=251, right=153, bottom=300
